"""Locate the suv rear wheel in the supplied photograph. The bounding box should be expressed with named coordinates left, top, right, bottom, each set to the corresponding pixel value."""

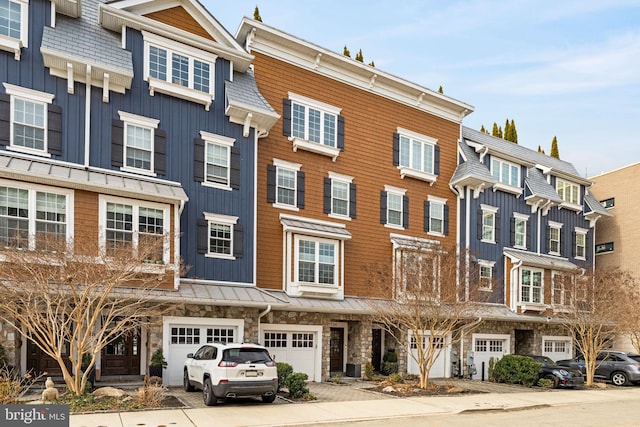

left=611, top=371, right=629, bottom=386
left=262, top=394, right=276, bottom=403
left=203, top=378, right=219, bottom=406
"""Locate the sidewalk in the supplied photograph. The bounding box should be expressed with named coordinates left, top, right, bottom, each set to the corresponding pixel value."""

left=70, top=381, right=640, bottom=427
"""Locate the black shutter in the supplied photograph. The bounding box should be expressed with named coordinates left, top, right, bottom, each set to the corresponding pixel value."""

left=194, top=138, right=205, bottom=182
left=380, top=191, right=387, bottom=224
left=349, top=183, right=357, bottom=219
left=337, top=115, right=345, bottom=151
left=392, top=133, right=400, bottom=166
left=572, top=231, right=577, bottom=257
left=197, top=219, right=209, bottom=254
left=48, top=104, right=63, bottom=156
left=494, top=212, right=501, bottom=243
left=403, top=195, right=409, bottom=228
left=154, top=128, right=166, bottom=176
left=111, top=119, right=124, bottom=167
left=296, top=171, right=305, bottom=208
left=0, top=93, right=10, bottom=146
left=424, top=201, right=430, bottom=232
left=527, top=221, right=532, bottom=250
left=545, top=225, right=550, bottom=253
left=510, top=217, right=516, bottom=246
left=282, top=98, right=292, bottom=137
left=230, top=146, right=241, bottom=190
left=444, top=205, right=449, bottom=236
left=267, top=164, right=276, bottom=203
left=434, top=145, right=440, bottom=175
left=477, top=209, right=483, bottom=240
left=233, top=223, right=243, bottom=258
left=323, top=177, right=332, bottom=214
left=560, top=227, right=566, bottom=257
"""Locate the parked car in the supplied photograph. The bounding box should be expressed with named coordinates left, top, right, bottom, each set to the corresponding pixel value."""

left=556, top=350, right=640, bottom=386
left=521, top=355, right=584, bottom=388
left=183, top=343, right=278, bottom=406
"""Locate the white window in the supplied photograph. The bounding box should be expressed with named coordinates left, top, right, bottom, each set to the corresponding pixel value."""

left=521, top=268, right=543, bottom=304
left=387, top=192, right=403, bottom=227
left=118, top=111, right=159, bottom=175
left=0, top=180, right=73, bottom=250
left=427, top=195, right=446, bottom=235
left=513, top=213, right=528, bottom=249
left=99, top=196, right=169, bottom=263
left=328, top=172, right=353, bottom=218
left=491, top=157, right=520, bottom=187
left=398, top=249, right=438, bottom=296
left=552, top=272, right=574, bottom=306
left=143, top=32, right=216, bottom=110
left=201, top=131, right=235, bottom=189
left=575, top=228, right=587, bottom=260
left=0, top=0, right=28, bottom=59
left=4, top=84, right=54, bottom=155
left=290, top=93, right=338, bottom=148
left=295, top=236, right=337, bottom=286
left=549, top=221, right=562, bottom=256
left=398, top=128, right=437, bottom=176
left=203, top=212, right=238, bottom=259
left=556, top=179, right=580, bottom=205
left=481, top=204, right=498, bottom=243
left=272, top=159, right=302, bottom=209
left=478, top=260, right=494, bottom=290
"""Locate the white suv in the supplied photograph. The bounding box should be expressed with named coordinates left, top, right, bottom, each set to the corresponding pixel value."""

left=183, top=342, right=278, bottom=406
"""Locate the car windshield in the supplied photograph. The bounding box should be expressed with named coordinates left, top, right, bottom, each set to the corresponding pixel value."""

left=222, top=348, right=272, bottom=364
left=526, top=355, right=554, bottom=364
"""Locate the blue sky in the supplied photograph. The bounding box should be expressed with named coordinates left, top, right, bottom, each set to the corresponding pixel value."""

left=203, top=1, right=640, bottom=177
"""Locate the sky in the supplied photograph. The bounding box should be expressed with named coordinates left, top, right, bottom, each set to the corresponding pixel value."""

left=202, top=0, right=640, bottom=178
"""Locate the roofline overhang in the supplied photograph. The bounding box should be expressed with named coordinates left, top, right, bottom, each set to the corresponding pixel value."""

left=225, top=99, right=280, bottom=136
left=50, top=0, right=81, bottom=18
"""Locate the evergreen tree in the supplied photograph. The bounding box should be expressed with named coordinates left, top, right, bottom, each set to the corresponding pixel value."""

left=510, top=119, right=518, bottom=143
left=368, top=61, right=375, bottom=67
left=253, top=5, right=262, bottom=22
left=355, top=49, right=364, bottom=62
left=492, top=122, right=500, bottom=137
left=550, top=136, right=560, bottom=159
left=343, top=45, right=351, bottom=57
left=438, top=86, right=443, bottom=94
left=480, top=125, right=487, bottom=134
left=537, top=145, right=545, bottom=154
left=504, top=119, right=512, bottom=141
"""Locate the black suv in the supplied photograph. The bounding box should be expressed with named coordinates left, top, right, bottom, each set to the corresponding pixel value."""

left=521, top=355, right=584, bottom=388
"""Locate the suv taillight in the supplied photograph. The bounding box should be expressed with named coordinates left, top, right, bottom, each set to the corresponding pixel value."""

left=218, top=360, right=238, bottom=367
left=264, top=361, right=276, bottom=367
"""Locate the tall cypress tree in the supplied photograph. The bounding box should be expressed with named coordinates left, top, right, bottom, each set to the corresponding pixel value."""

left=355, top=49, right=364, bottom=62
left=438, top=86, right=443, bottom=94
left=492, top=123, right=500, bottom=137
left=343, top=45, right=351, bottom=57
left=253, top=5, right=262, bottom=22
left=510, top=119, right=518, bottom=144
left=550, top=136, right=560, bottom=159
left=537, top=145, right=545, bottom=154
left=480, top=125, right=487, bottom=134
left=504, top=119, right=512, bottom=141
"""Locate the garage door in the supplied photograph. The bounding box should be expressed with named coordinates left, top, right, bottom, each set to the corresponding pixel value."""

left=262, top=325, right=322, bottom=382
left=163, top=317, right=243, bottom=386
left=542, top=336, right=572, bottom=362
left=472, top=334, right=510, bottom=380
left=407, top=332, right=450, bottom=378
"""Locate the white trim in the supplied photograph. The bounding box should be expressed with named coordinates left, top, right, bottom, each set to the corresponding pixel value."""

left=288, top=92, right=341, bottom=115
left=384, top=184, right=406, bottom=195
left=117, top=110, right=159, bottom=128
left=396, top=127, right=438, bottom=145
left=202, top=212, right=238, bottom=260
left=3, top=83, right=54, bottom=103
left=427, top=194, right=448, bottom=204
left=118, top=111, right=158, bottom=176
left=480, top=204, right=499, bottom=213
left=513, top=212, right=529, bottom=220
left=273, top=158, right=302, bottom=171
left=200, top=131, right=235, bottom=191
left=200, top=131, right=235, bottom=147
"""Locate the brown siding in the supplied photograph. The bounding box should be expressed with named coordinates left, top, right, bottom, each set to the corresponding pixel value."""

left=144, top=7, right=214, bottom=41
left=253, top=53, right=460, bottom=299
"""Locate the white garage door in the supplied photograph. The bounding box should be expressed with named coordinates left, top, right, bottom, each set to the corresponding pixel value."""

left=542, top=336, right=572, bottom=362
left=472, top=334, right=510, bottom=380
left=262, top=325, right=322, bottom=382
left=162, top=317, right=243, bottom=386
left=407, top=332, right=450, bottom=378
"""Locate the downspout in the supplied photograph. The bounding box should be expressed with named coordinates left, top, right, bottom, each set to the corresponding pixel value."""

left=257, top=305, right=272, bottom=343
left=84, top=65, right=92, bottom=167
left=510, top=259, right=523, bottom=310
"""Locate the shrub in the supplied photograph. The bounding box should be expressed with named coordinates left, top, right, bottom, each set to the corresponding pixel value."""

left=488, top=356, right=496, bottom=382
left=383, top=349, right=398, bottom=363
left=537, top=378, right=554, bottom=388
left=0, top=345, right=7, bottom=367
left=135, top=382, right=166, bottom=406
left=387, top=373, right=403, bottom=384
left=0, top=366, right=44, bottom=404
left=363, top=361, right=374, bottom=380
left=285, top=372, right=309, bottom=398
left=492, top=355, right=541, bottom=387
left=276, top=362, right=293, bottom=392
left=381, top=361, right=398, bottom=375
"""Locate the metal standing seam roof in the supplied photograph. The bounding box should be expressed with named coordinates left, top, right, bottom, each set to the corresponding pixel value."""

left=524, top=167, right=564, bottom=203
left=503, top=248, right=579, bottom=271
left=264, top=290, right=375, bottom=314
left=280, top=216, right=352, bottom=239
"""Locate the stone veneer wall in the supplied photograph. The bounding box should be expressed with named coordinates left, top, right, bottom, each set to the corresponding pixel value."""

left=0, top=320, right=17, bottom=368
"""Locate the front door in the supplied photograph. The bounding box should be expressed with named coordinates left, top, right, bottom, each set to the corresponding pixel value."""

left=26, top=339, right=71, bottom=376
left=329, top=328, right=344, bottom=373
left=371, top=329, right=382, bottom=372
left=101, top=328, right=141, bottom=376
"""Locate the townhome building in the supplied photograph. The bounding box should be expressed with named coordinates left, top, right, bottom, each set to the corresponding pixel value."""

left=0, top=0, right=279, bottom=385
left=235, top=18, right=474, bottom=381
left=451, top=127, right=611, bottom=379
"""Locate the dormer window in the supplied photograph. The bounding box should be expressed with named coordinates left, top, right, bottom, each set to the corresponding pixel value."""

left=491, top=157, right=520, bottom=187
left=556, top=178, right=580, bottom=205
left=0, top=0, right=28, bottom=60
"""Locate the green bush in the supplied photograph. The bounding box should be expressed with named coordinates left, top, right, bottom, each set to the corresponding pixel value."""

left=381, top=361, right=398, bottom=375
left=276, top=362, right=293, bottom=392
left=363, top=361, right=374, bottom=380
left=492, top=355, right=541, bottom=387
left=387, top=373, right=403, bottom=384
left=537, top=378, right=554, bottom=388
left=285, top=372, right=309, bottom=398
left=383, top=349, right=398, bottom=363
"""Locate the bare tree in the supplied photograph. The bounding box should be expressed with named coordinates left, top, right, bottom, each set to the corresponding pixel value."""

left=366, top=242, right=484, bottom=389
left=0, top=235, right=181, bottom=395
left=558, top=266, right=636, bottom=386
left=614, top=273, right=640, bottom=354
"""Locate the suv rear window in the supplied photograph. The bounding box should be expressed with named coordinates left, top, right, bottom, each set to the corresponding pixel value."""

left=628, top=355, right=640, bottom=363
left=222, top=348, right=273, bottom=364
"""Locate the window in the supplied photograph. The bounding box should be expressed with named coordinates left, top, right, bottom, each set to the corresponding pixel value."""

left=574, top=228, right=587, bottom=259
left=100, top=196, right=169, bottom=262
left=194, top=132, right=238, bottom=190
left=3, top=84, right=56, bottom=156
left=170, top=327, right=200, bottom=345
left=381, top=186, right=407, bottom=229
left=480, top=205, right=499, bottom=243
left=267, top=159, right=304, bottom=210
left=206, top=328, right=234, bottom=344
left=283, top=94, right=343, bottom=160
left=548, top=221, right=562, bottom=256
left=292, top=333, right=314, bottom=348
left=143, top=32, right=216, bottom=110
left=556, top=179, right=580, bottom=205
left=520, top=268, right=543, bottom=304
left=324, top=172, right=355, bottom=219
left=117, top=111, right=159, bottom=175
left=394, top=128, right=439, bottom=183
left=478, top=260, right=494, bottom=290
left=424, top=196, right=448, bottom=236
left=198, top=212, right=239, bottom=259
left=0, top=182, right=72, bottom=250
left=296, top=236, right=337, bottom=286
left=0, top=0, right=28, bottom=59
left=264, top=332, right=287, bottom=348
left=552, top=272, right=574, bottom=306
left=491, top=157, right=520, bottom=187
left=398, top=249, right=437, bottom=296
left=600, top=198, right=614, bottom=209
left=512, top=213, right=528, bottom=249
left=595, top=242, right=614, bottom=254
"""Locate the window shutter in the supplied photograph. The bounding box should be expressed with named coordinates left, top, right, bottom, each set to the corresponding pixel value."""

left=349, top=183, right=357, bottom=219
left=477, top=209, right=483, bottom=240
left=48, top=104, right=63, bottom=156
left=423, top=201, right=430, bottom=232
left=572, top=231, right=577, bottom=257
left=193, top=138, right=205, bottom=183
left=527, top=221, right=532, bottom=250
left=510, top=217, right=516, bottom=246
left=380, top=191, right=387, bottom=224
left=296, top=171, right=305, bottom=208
left=434, top=145, right=440, bottom=175
left=282, top=99, right=292, bottom=137
left=392, top=133, right=400, bottom=166
left=545, top=225, right=550, bottom=253
left=337, top=115, right=345, bottom=151
left=197, top=219, right=208, bottom=254
left=444, top=205, right=449, bottom=235
left=495, top=212, right=501, bottom=243
left=586, top=231, right=591, bottom=258
left=323, top=177, right=331, bottom=214
left=233, top=223, right=243, bottom=258
left=266, top=164, right=276, bottom=203
left=403, top=195, right=409, bottom=228
left=0, top=93, right=10, bottom=146
left=154, top=128, right=166, bottom=176
left=111, top=119, right=124, bottom=167
left=230, top=146, right=241, bottom=190
left=560, top=227, right=566, bottom=257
